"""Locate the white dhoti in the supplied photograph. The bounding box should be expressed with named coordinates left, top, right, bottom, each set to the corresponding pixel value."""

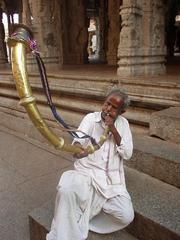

left=46, top=170, right=134, bottom=240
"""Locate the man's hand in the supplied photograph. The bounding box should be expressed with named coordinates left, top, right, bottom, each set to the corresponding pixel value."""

left=73, top=149, right=88, bottom=159
left=73, top=142, right=88, bottom=159
left=104, top=115, right=122, bottom=146
left=104, top=115, right=115, bottom=131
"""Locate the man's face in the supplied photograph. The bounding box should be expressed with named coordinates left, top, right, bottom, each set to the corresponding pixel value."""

left=101, top=94, right=124, bottom=122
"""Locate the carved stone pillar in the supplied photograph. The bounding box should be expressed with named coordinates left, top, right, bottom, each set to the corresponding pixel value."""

left=142, top=0, right=166, bottom=75
left=0, top=8, right=8, bottom=68
left=117, top=0, right=166, bottom=76
left=23, top=0, right=62, bottom=71
left=106, top=0, right=121, bottom=65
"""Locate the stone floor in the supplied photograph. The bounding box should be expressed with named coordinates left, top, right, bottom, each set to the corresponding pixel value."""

left=0, top=126, right=74, bottom=240
left=2, top=56, right=180, bottom=82
left=38, top=61, right=180, bottom=84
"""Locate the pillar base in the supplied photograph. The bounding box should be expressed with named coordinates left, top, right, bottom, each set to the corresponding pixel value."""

left=117, top=48, right=166, bottom=76
left=26, top=55, right=61, bottom=72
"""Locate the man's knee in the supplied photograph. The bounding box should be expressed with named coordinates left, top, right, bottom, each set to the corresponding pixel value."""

left=115, top=206, right=134, bottom=226
left=103, top=197, right=134, bottom=227
left=106, top=205, right=134, bottom=226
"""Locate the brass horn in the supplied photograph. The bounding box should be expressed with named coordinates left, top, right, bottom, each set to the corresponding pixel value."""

left=7, top=24, right=109, bottom=155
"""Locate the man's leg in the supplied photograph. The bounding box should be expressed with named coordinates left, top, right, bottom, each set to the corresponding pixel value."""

left=103, top=195, right=134, bottom=229
left=89, top=195, right=134, bottom=234
left=46, top=170, right=93, bottom=240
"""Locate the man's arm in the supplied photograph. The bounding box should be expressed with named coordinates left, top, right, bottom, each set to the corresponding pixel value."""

left=116, top=119, right=133, bottom=160
left=105, top=115, right=133, bottom=160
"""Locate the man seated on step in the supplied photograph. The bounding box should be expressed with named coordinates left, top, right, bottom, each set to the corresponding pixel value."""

left=46, top=89, right=134, bottom=240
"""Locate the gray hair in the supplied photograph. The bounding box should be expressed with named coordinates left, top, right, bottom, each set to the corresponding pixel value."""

left=106, top=89, right=130, bottom=113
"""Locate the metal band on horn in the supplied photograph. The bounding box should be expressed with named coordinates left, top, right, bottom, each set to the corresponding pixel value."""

left=7, top=24, right=109, bottom=156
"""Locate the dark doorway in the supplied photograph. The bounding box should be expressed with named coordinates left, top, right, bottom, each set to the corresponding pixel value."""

left=85, top=0, right=108, bottom=64
left=165, top=0, right=180, bottom=59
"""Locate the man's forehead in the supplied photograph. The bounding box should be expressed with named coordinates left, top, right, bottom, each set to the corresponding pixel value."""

left=107, top=94, right=123, bottom=102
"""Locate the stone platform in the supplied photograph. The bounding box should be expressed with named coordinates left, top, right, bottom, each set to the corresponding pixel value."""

left=28, top=166, right=180, bottom=240
left=29, top=200, right=138, bottom=240
left=150, top=107, right=180, bottom=144
left=126, top=134, right=180, bottom=188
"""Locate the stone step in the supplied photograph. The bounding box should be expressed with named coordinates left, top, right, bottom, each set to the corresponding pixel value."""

left=125, top=167, right=180, bottom=240
left=124, top=107, right=153, bottom=126
left=29, top=200, right=138, bottom=240
left=0, top=71, right=179, bottom=133
left=0, top=90, right=152, bottom=132
left=149, top=107, right=180, bottom=144
left=0, top=78, right=152, bottom=139
left=130, top=123, right=149, bottom=136
left=28, top=166, right=180, bottom=240
left=0, top=75, right=156, bottom=134
left=125, top=134, right=180, bottom=188
left=1, top=70, right=180, bottom=110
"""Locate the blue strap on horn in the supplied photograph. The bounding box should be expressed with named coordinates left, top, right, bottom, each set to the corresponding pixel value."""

left=11, top=27, right=95, bottom=142
left=34, top=51, right=93, bottom=140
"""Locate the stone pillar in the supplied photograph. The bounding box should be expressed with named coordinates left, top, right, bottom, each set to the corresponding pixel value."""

left=0, top=8, right=8, bottom=68
left=23, top=0, right=62, bottom=71
left=106, top=0, right=121, bottom=65
left=62, top=0, right=88, bottom=64
left=22, top=0, right=32, bottom=26
left=117, top=0, right=166, bottom=76
left=96, top=0, right=106, bottom=63
left=142, top=0, right=166, bottom=74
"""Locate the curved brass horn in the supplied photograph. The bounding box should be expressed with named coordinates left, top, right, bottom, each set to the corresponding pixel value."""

left=7, top=24, right=109, bottom=155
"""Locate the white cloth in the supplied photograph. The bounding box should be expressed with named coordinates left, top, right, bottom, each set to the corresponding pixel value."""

left=46, top=171, right=134, bottom=240
left=46, top=171, right=105, bottom=240
left=46, top=112, right=134, bottom=240
left=74, top=112, right=133, bottom=199
left=90, top=193, right=134, bottom=234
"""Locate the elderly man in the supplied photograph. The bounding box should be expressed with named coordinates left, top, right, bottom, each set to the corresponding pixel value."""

left=47, top=89, right=134, bottom=240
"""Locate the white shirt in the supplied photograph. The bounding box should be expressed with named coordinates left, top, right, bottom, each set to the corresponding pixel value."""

left=73, top=112, right=133, bottom=199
